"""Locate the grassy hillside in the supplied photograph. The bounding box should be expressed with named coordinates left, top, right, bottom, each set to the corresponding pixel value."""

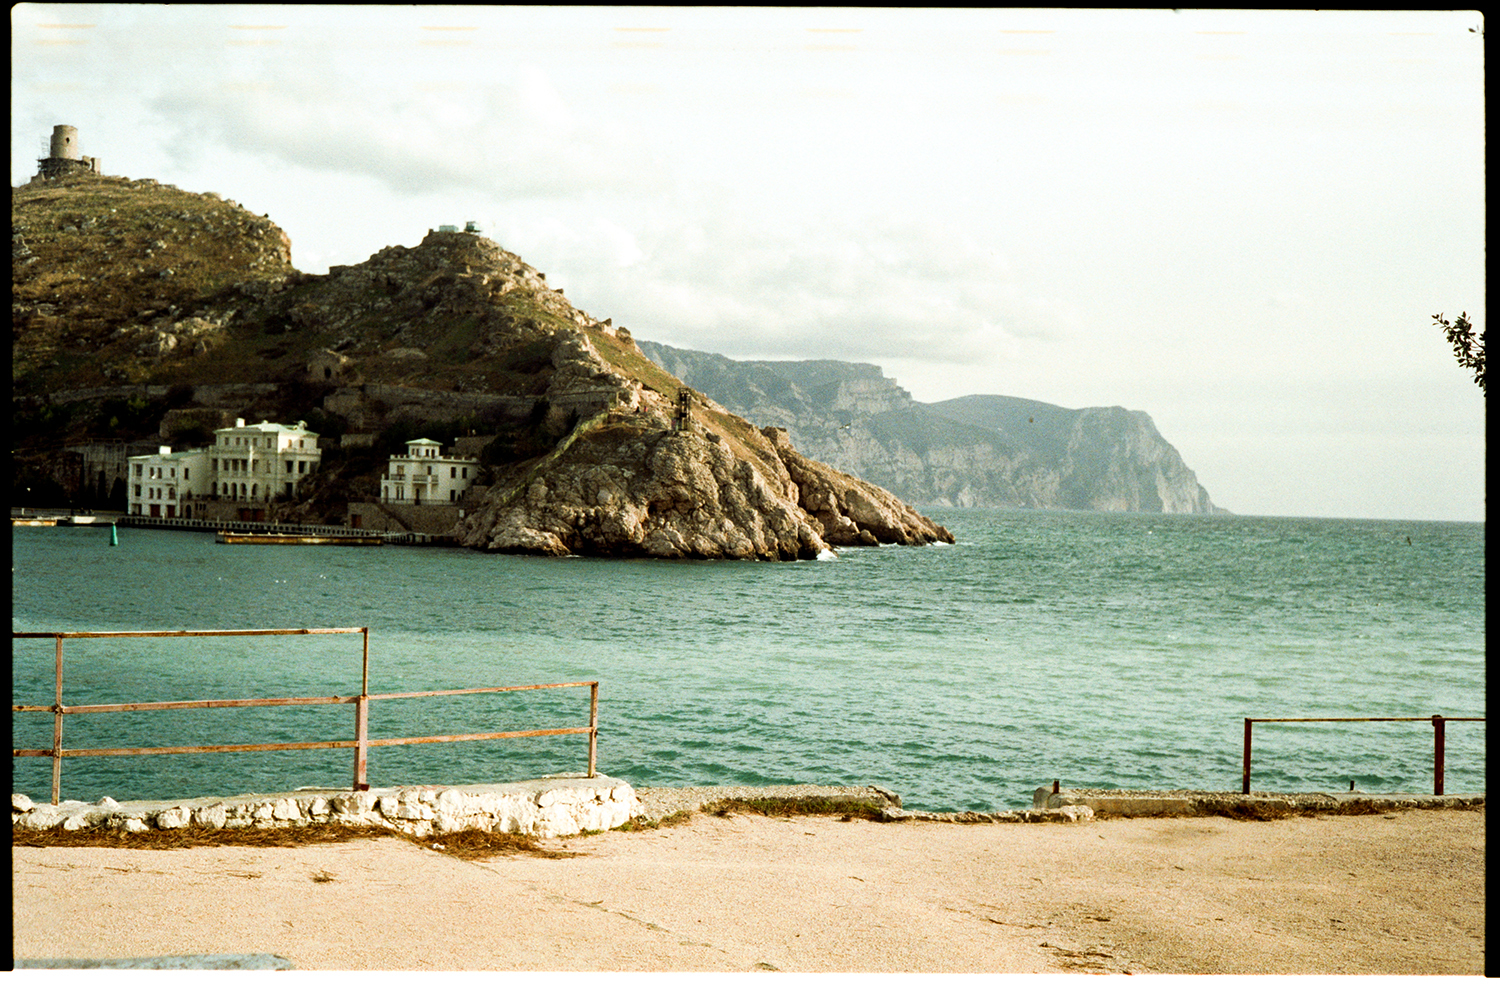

left=12, top=172, right=295, bottom=393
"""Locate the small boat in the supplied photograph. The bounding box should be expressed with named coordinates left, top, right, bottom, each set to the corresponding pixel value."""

left=216, top=531, right=385, bottom=546
left=59, top=515, right=98, bottom=526
left=12, top=517, right=58, bottom=527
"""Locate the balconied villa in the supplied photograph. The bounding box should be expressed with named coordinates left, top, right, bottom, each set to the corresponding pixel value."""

left=347, top=438, right=485, bottom=537
left=379, top=439, right=478, bottom=506
left=126, top=419, right=321, bottom=519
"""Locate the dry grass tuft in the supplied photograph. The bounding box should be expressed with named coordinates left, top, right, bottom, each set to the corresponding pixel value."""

left=12, top=823, right=575, bottom=860
left=416, top=828, right=578, bottom=860
left=616, top=809, right=696, bottom=831
left=701, top=796, right=891, bottom=822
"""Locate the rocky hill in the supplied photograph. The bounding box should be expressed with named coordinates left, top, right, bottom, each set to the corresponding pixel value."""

left=637, top=341, right=1223, bottom=513
left=12, top=171, right=951, bottom=558
left=13, top=174, right=294, bottom=392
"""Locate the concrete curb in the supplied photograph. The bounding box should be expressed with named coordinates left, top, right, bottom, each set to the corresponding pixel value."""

left=1035, top=787, right=1485, bottom=818
left=882, top=805, right=1096, bottom=824
left=15, top=954, right=295, bottom=970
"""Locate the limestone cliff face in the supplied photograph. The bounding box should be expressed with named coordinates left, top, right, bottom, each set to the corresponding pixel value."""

left=925, top=397, right=1220, bottom=513
left=637, top=342, right=1224, bottom=514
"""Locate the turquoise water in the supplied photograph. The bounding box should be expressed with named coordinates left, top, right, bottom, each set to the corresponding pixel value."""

left=10, top=511, right=1485, bottom=811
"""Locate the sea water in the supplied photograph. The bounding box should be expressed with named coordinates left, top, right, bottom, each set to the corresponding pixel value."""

left=10, top=511, right=1485, bottom=811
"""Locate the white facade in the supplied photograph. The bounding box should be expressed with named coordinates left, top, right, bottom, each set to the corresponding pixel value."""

left=209, top=418, right=322, bottom=501
left=126, top=446, right=211, bottom=518
left=125, top=418, right=322, bottom=516
left=381, top=438, right=479, bottom=505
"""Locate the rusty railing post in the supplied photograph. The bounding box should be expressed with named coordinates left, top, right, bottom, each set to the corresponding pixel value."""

left=353, top=627, right=370, bottom=791
left=1432, top=714, right=1445, bottom=796
left=51, top=634, right=65, bottom=805
left=1241, top=718, right=1253, bottom=794
left=587, top=682, right=599, bottom=778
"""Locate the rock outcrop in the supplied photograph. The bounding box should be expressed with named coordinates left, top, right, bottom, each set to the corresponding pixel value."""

left=455, top=388, right=952, bottom=559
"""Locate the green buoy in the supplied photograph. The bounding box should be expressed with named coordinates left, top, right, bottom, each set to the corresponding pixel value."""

left=110, top=521, right=118, bottom=546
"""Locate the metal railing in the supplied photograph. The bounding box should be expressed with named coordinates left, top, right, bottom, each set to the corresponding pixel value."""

left=116, top=515, right=375, bottom=538
left=11, top=628, right=599, bottom=805
left=1242, top=715, right=1485, bottom=795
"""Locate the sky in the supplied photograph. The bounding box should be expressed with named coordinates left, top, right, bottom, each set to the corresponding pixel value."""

left=11, top=6, right=1486, bottom=522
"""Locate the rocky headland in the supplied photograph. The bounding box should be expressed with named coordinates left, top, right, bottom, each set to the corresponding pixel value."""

left=12, top=171, right=951, bottom=557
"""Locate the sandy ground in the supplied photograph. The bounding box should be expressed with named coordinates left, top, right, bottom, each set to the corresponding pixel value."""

left=10, top=806, right=1484, bottom=974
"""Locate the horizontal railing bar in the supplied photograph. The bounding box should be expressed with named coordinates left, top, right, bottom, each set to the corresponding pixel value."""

left=17, top=740, right=361, bottom=757
left=13, top=726, right=594, bottom=759
left=13, top=695, right=361, bottom=715
left=12, top=628, right=365, bottom=639
left=364, top=727, right=595, bottom=747
left=368, top=682, right=598, bottom=701
left=12, top=683, right=599, bottom=715
left=1247, top=717, right=1485, bottom=723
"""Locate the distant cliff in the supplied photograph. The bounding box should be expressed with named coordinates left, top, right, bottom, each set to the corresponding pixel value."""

left=637, top=341, right=1224, bottom=514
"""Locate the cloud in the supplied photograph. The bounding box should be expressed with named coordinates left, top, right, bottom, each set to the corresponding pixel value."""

left=149, top=65, right=666, bottom=200
left=523, top=206, right=1079, bottom=371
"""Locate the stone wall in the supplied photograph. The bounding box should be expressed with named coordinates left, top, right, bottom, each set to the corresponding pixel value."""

left=12, top=776, right=640, bottom=839
left=346, top=500, right=467, bottom=534
left=323, top=385, right=539, bottom=431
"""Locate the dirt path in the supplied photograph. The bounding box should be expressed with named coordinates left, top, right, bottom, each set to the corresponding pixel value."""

left=11, top=807, right=1484, bottom=973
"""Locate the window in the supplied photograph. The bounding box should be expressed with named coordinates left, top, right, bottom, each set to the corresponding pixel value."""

left=450, top=467, right=456, bottom=478
left=134, top=485, right=141, bottom=497
left=133, top=464, right=142, bottom=476
left=298, top=461, right=306, bottom=474
left=462, top=467, right=468, bottom=479
left=285, top=460, right=293, bottom=474
left=184, top=467, right=190, bottom=480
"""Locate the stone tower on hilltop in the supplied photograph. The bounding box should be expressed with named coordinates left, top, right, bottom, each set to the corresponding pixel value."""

left=35, top=124, right=101, bottom=180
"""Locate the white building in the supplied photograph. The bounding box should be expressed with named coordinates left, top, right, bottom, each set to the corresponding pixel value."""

left=126, top=418, right=322, bottom=516
left=126, top=446, right=212, bottom=518
left=209, top=418, right=322, bottom=501
left=380, top=438, right=479, bottom=505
